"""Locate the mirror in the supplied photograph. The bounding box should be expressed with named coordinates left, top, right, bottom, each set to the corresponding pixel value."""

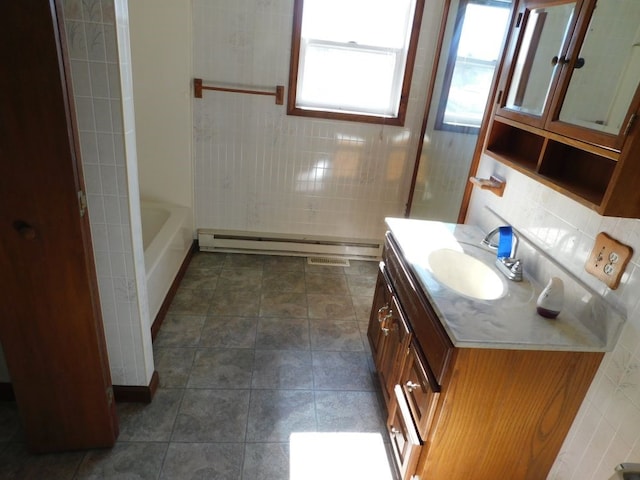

left=559, top=0, right=640, bottom=134
left=408, top=0, right=512, bottom=222
left=504, top=1, right=576, bottom=116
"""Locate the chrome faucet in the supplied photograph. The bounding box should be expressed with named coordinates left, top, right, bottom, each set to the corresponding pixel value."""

left=481, top=227, right=523, bottom=282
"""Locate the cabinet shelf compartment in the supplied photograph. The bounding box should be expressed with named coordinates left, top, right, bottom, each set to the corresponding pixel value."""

left=538, top=140, right=615, bottom=206
left=485, top=118, right=544, bottom=171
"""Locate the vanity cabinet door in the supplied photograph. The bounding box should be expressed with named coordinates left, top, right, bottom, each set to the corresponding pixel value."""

left=378, top=295, right=412, bottom=406
left=367, top=264, right=393, bottom=368
left=367, top=263, right=411, bottom=406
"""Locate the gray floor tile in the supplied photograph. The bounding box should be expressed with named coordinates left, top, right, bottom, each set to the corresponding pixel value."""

left=312, top=351, right=376, bottom=391
left=346, top=275, right=377, bottom=297
left=160, top=443, right=244, bottom=480
left=188, top=252, right=227, bottom=270
left=259, top=291, right=308, bottom=317
left=209, top=290, right=261, bottom=316
left=117, top=389, right=183, bottom=442
left=188, top=348, right=254, bottom=388
left=307, top=294, right=356, bottom=320
left=305, top=273, right=349, bottom=295
left=217, top=268, right=263, bottom=292
left=172, top=389, right=250, bottom=442
left=153, top=314, right=205, bottom=347
left=199, top=315, right=257, bottom=348
left=352, top=295, right=375, bottom=322
left=75, top=442, right=167, bottom=479
left=242, top=442, right=289, bottom=480
left=255, top=318, right=310, bottom=350
left=0, top=442, right=84, bottom=480
left=315, top=390, right=386, bottom=434
left=252, top=350, right=313, bottom=389
left=344, top=260, right=378, bottom=276
left=167, top=287, right=213, bottom=315
left=179, top=268, right=219, bottom=290
left=246, top=390, right=316, bottom=442
left=1, top=252, right=393, bottom=478
left=262, top=270, right=306, bottom=293
left=263, top=255, right=305, bottom=272
left=310, top=319, right=364, bottom=351
left=154, top=348, right=196, bottom=388
left=223, top=253, right=266, bottom=269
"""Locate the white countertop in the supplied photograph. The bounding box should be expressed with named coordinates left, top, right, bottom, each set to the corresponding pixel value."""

left=386, top=218, right=624, bottom=352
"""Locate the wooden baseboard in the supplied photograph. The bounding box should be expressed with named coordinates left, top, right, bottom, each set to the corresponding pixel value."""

left=112, top=370, right=159, bottom=404
left=1, top=372, right=159, bottom=404
left=151, top=240, right=197, bottom=342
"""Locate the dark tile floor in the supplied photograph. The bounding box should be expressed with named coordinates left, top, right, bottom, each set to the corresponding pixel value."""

left=0, top=252, right=396, bottom=479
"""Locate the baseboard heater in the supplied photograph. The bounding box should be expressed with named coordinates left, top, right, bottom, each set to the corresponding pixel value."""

left=197, top=229, right=382, bottom=260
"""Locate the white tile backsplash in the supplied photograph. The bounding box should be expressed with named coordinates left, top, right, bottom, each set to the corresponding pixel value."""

left=468, top=154, right=640, bottom=478
left=54, top=0, right=154, bottom=387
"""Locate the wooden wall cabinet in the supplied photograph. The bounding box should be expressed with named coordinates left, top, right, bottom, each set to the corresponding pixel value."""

left=367, top=234, right=603, bottom=479
left=484, top=0, right=640, bottom=217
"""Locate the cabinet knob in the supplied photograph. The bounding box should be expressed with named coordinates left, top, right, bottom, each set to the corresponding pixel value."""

left=381, top=327, right=389, bottom=337
left=406, top=381, right=420, bottom=393
left=390, top=427, right=401, bottom=436
left=551, top=55, right=570, bottom=66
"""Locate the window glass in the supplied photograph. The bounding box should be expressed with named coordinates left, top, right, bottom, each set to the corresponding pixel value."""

left=288, top=0, right=424, bottom=125
left=436, top=0, right=511, bottom=133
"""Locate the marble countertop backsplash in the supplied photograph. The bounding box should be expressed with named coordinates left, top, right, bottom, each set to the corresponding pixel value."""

left=386, top=216, right=625, bottom=352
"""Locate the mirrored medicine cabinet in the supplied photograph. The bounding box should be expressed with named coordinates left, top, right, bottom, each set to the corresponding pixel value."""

left=483, top=0, right=640, bottom=218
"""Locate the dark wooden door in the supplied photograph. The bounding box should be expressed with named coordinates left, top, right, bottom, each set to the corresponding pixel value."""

left=0, top=0, right=118, bottom=452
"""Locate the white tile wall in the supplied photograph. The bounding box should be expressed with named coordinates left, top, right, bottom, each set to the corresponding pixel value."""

left=192, top=0, right=446, bottom=241
left=468, top=155, right=640, bottom=479
left=61, top=0, right=153, bottom=386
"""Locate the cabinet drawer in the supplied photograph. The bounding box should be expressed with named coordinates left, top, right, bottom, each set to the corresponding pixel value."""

left=388, top=385, right=422, bottom=480
left=384, top=233, right=453, bottom=387
left=400, top=339, right=440, bottom=439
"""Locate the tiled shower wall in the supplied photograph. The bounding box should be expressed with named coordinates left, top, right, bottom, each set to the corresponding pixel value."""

left=468, top=157, right=640, bottom=479
left=60, top=0, right=153, bottom=386
left=192, top=0, right=445, bottom=241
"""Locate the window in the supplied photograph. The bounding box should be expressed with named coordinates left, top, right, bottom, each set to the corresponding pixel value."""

left=435, top=0, right=511, bottom=134
left=288, top=0, right=425, bottom=126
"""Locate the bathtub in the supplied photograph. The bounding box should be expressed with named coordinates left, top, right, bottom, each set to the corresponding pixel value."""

left=141, top=201, right=192, bottom=323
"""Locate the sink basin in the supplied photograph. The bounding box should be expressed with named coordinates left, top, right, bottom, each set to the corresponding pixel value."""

left=428, top=248, right=505, bottom=300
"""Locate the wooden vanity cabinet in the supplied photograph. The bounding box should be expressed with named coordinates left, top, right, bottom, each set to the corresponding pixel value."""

left=368, top=234, right=604, bottom=479
left=485, top=0, right=640, bottom=217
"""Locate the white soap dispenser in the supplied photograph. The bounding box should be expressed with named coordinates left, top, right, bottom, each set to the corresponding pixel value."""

left=536, top=277, right=564, bottom=319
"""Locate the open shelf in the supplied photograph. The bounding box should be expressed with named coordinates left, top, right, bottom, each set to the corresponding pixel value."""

left=483, top=116, right=628, bottom=212
left=486, top=118, right=544, bottom=171
left=538, top=141, right=615, bottom=206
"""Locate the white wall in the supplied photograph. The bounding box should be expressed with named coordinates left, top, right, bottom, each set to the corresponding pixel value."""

left=192, top=0, right=445, bottom=241
left=128, top=0, right=194, bottom=210
left=468, top=156, right=640, bottom=479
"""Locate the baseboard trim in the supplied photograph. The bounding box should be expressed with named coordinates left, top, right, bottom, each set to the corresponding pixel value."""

left=151, top=239, right=197, bottom=342
left=112, top=370, right=159, bottom=404
left=1, top=372, right=160, bottom=404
